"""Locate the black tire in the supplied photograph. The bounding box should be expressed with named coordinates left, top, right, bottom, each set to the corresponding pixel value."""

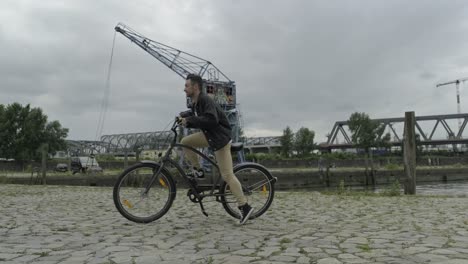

left=220, top=163, right=275, bottom=220
left=113, top=163, right=176, bottom=223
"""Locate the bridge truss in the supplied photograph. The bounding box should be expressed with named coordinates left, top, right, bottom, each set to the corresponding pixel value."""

left=325, top=113, right=468, bottom=150
left=66, top=134, right=282, bottom=156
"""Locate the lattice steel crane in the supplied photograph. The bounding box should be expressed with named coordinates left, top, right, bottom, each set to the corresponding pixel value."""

left=114, top=23, right=241, bottom=141
left=436, top=77, right=468, bottom=130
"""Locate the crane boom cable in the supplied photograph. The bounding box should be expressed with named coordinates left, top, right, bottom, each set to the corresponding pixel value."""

left=95, top=31, right=117, bottom=142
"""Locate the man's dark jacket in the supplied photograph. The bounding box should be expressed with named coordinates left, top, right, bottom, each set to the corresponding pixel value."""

left=184, top=93, right=232, bottom=151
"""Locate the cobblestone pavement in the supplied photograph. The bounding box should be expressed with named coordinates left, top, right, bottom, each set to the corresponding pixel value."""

left=0, top=184, right=467, bottom=264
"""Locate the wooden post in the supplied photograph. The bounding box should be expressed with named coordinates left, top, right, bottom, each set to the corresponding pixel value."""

left=403, top=112, right=416, bottom=194
left=369, top=148, right=376, bottom=186
left=136, top=149, right=140, bottom=162
left=124, top=149, right=128, bottom=169
left=41, top=143, right=48, bottom=185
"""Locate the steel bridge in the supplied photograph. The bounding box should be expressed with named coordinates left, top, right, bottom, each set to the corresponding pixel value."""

left=66, top=133, right=281, bottom=156
left=324, top=113, right=468, bottom=150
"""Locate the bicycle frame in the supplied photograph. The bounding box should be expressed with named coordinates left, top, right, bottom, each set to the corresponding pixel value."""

left=143, top=119, right=228, bottom=200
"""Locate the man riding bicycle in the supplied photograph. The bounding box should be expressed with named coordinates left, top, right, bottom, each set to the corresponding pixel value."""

left=178, top=74, right=254, bottom=225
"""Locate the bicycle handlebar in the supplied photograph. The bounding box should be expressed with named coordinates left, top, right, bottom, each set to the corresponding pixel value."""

left=170, top=117, right=182, bottom=145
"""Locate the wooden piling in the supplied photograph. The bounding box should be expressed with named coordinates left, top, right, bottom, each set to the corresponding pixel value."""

left=403, top=112, right=416, bottom=194
left=41, top=143, right=48, bottom=185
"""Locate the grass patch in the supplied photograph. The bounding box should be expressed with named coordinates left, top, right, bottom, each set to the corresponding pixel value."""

left=358, top=244, right=371, bottom=252
left=280, top=238, right=292, bottom=244
left=384, top=163, right=401, bottom=170
left=198, top=256, right=213, bottom=264
left=412, top=222, right=422, bottom=232
left=380, top=180, right=401, bottom=196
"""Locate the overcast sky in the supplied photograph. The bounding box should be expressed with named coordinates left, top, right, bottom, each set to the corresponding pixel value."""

left=2, top=0, right=468, bottom=143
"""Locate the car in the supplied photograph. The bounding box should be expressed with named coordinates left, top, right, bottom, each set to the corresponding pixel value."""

left=71, top=156, right=103, bottom=174
left=55, top=163, right=68, bottom=172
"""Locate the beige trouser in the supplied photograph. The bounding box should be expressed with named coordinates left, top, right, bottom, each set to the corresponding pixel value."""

left=180, top=132, right=247, bottom=206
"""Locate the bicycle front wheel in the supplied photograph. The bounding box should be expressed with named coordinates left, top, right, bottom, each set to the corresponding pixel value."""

left=220, top=163, right=276, bottom=220
left=113, top=163, right=176, bottom=223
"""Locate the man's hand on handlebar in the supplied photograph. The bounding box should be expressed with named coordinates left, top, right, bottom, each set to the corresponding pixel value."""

left=176, top=116, right=187, bottom=127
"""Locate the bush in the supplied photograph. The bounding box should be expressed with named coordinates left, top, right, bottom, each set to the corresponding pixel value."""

left=245, top=153, right=281, bottom=162
left=321, top=152, right=359, bottom=160
left=97, top=154, right=116, bottom=161
left=384, top=163, right=400, bottom=170
left=337, top=179, right=346, bottom=195
left=381, top=179, right=401, bottom=196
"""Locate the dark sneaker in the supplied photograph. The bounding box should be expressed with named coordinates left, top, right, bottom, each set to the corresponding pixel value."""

left=238, top=203, right=254, bottom=225
left=186, top=168, right=204, bottom=179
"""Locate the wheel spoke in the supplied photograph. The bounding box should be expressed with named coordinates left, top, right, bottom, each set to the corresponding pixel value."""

left=221, top=165, right=275, bottom=220
left=114, top=164, right=174, bottom=223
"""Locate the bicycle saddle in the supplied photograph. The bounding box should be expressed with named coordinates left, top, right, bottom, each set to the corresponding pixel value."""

left=230, top=142, right=244, bottom=152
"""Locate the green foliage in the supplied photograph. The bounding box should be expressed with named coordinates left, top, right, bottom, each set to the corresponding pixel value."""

left=96, top=154, right=116, bottom=161
left=245, top=152, right=281, bottom=161
left=294, top=127, right=316, bottom=158
left=381, top=179, right=401, bottom=196
left=321, top=152, right=358, bottom=160
left=280, top=126, right=294, bottom=158
left=384, top=163, right=400, bottom=170
left=358, top=244, right=371, bottom=252
left=0, top=103, right=68, bottom=161
left=348, top=112, right=391, bottom=152
left=337, top=179, right=346, bottom=194
left=279, top=126, right=316, bottom=158
left=44, top=121, right=68, bottom=156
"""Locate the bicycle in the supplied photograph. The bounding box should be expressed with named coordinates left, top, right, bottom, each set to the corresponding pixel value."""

left=113, top=118, right=277, bottom=223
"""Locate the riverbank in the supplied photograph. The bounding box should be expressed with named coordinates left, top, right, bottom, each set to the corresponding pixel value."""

left=2, top=166, right=468, bottom=191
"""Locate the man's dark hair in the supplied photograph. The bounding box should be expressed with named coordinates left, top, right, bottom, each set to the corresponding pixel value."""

left=186, top=74, right=203, bottom=92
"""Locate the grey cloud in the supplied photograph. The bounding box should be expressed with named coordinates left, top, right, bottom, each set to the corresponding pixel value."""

left=2, top=0, right=468, bottom=142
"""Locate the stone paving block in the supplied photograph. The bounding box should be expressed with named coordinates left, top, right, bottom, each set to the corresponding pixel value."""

left=317, top=257, right=342, bottom=264
left=433, top=260, right=468, bottom=264
left=431, top=249, right=460, bottom=255
left=0, top=253, right=21, bottom=261
left=269, top=255, right=297, bottom=262
left=297, top=256, right=311, bottom=263
left=134, top=255, right=161, bottom=264
left=11, top=254, right=41, bottom=262
left=58, top=256, right=90, bottom=263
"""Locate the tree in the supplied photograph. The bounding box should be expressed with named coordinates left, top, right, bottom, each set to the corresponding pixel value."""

left=44, top=120, right=69, bottom=156
left=0, top=103, right=69, bottom=161
left=348, top=112, right=391, bottom=185
left=294, top=127, right=315, bottom=158
left=280, top=126, right=294, bottom=158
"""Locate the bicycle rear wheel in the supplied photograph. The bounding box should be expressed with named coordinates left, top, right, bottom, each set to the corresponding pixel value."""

left=220, top=163, right=276, bottom=220
left=113, top=163, right=176, bottom=223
